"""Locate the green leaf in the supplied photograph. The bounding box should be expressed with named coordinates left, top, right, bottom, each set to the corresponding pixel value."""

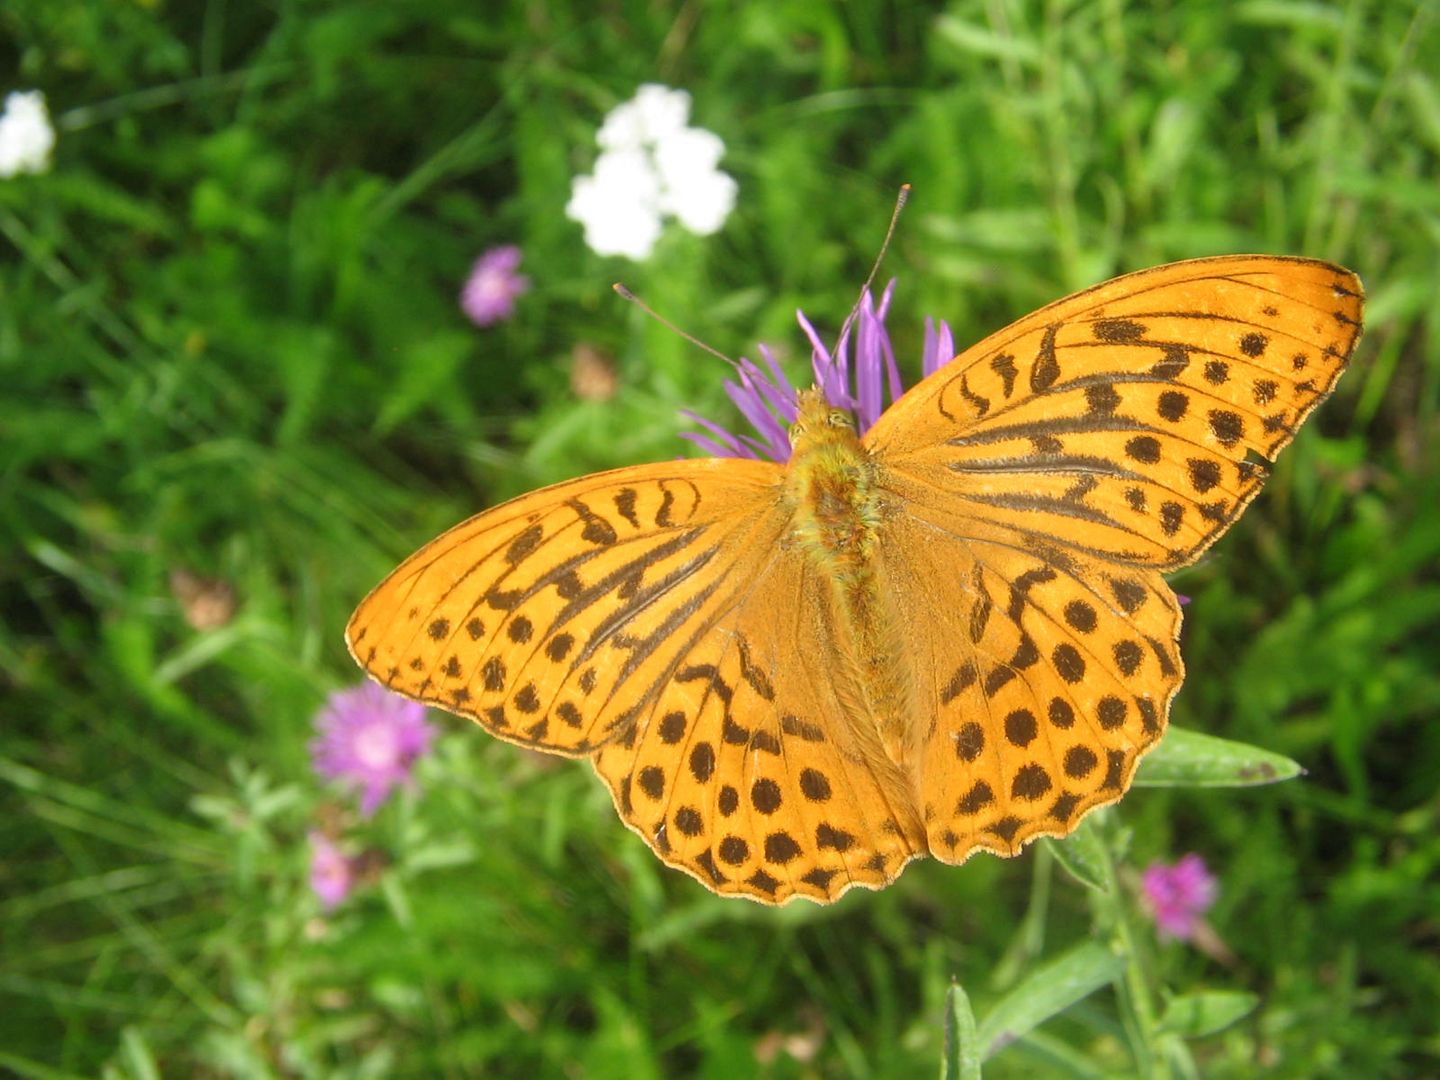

left=274, top=323, right=341, bottom=445
left=1157, top=991, right=1259, bottom=1037
left=940, top=979, right=982, bottom=1080
left=1134, top=726, right=1302, bottom=787
left=119, top=1026, right=161, bottom=1080
left=933, top=16, right=1041, bottom=65
left=977, top=942, right=1123, bottom=1058
left=375, top=330, right=476, bottom=435
left=1044, top=815, right=1110, bottom=893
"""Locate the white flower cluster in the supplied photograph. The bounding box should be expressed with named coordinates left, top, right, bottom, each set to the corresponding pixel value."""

left=566, top=84, right=737, bottom=260
left=0, top=91, right=55, bottom=178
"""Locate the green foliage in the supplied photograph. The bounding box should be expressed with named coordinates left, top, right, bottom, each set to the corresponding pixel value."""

left=3, top=0, right=1438, bottom=1077
left=941, top=979, right=981, bottom=1080
left=1134, top=727, right=1303, bottom=788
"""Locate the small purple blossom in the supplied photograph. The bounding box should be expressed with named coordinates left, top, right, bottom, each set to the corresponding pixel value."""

left=311, top=682, right=435, bottom=815
left=680, top=280, right=954, bottom=461
left=309, top=831, right=355, bottom=910
left=1141, top=853, right=1218, bottom=940
left=461, top=245, right=529, bottom=327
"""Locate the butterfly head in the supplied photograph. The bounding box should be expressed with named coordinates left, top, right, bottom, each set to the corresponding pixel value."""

left=788, top=386, right=858, bottom=456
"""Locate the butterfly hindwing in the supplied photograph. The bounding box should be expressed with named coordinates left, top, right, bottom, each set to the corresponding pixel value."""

left=875, top=482, right=1179, bottom=859
left=592, top=542, right=925, bottom=904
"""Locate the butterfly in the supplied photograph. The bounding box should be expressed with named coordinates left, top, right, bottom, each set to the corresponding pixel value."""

left=347, top=255, right=1363, bottom=905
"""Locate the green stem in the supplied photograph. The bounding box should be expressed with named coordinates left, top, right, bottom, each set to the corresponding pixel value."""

left=1090, top=820, right=1167, bottom=1079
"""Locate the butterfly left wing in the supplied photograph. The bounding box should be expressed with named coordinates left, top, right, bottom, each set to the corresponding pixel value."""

left=348, top=460, right=926, bottom=904
left=589, top=536, right=927, bottom=905
left=347, top=460, right=786, bottom=757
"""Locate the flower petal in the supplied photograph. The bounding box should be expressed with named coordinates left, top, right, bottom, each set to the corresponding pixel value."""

left=654, top=126, right=727, bottom=183
left=661, top=168, right=737, bottom=235
left=923, top=316, right=955, bottom=377
left=0, top=89, right=56, bottom=178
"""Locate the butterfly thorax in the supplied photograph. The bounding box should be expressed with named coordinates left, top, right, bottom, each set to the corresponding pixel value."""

left=783, top=390, right=923, bottom=796
left=783, top=390, right=882, bottom=578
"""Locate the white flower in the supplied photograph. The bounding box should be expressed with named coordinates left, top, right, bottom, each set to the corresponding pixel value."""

left=566, top=171, right=664, bottom=259
left=653, top=126, right=725, bottom=184
left=567, top=84, right=736, bottom=259
left=654, top=128, right=736, bottom=234
left=661, top=168, right=738, bottom=236
left=597, top=84, right=691, bottom=151
left=565, top=148, right=665, bottom=258
left=0, top=90, right=56, bottom=178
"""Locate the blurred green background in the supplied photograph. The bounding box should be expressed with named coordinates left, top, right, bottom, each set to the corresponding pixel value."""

left=3, top=1, right=1438, bottom=1076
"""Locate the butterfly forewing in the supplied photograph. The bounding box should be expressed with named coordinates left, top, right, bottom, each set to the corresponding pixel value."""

left=865, top=256, right=1363, bottom=570
left=348, top=460, right=782, bottom=755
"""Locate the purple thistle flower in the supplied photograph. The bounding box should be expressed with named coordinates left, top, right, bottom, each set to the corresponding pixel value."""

left=1141, top=853, right=1218, bottom=941
left=680, top=280, right=955, bottom=461
left=311, top=682, right=435, bottom=815
left=461, top=245, right=530, bottom=327
left=309, top=831, right=355, bottom=910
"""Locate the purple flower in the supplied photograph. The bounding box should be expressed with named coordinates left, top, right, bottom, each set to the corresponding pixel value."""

left=461, top=245, right=529, bottom=327
left=311, top=682, right=435, bottom=815
left=680, top=280, right=954, bottom=461
left=309, top=831, right=355, bottom=910
left=1141, top=853, right=1218, bottom=940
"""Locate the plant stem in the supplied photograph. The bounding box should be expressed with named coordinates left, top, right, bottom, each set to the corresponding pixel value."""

left=1090, top=820, right=1167, bottom=1079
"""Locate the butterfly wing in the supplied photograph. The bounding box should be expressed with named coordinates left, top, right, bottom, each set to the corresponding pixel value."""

left=865, top=255, right=1364, bottom=570
left=589, top=537, right=926, bottom=905
left=876, top=474, right=1178, bottom=858
left=863, top=255, right=1362, bottom=854
left=348, top=460, right=924, bottom=904
left=347, top=460, right=784, bottom=755
left=349, top=255, right=1363, bottom=895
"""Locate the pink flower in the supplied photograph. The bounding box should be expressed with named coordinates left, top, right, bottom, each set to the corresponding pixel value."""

left=311, top=682, right=435, bottom=815
left=1141, top=853, right=1218, bottom=940
left=309, top=831, right=355, bottom=910
left=460, top=245, right=529, bottom=327
left=680, top=280, right=954, bottom=461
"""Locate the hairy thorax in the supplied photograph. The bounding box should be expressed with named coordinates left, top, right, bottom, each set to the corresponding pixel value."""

left=781, top=390, right=921, bottom=783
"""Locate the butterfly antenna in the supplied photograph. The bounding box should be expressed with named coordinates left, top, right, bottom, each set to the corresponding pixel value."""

left=829, top=183, right=911, bottom=363
left=613, top=283, right=740, bottom=370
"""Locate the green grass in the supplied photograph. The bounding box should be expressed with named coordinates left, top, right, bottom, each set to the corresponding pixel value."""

left=3, top=1, right=1438, bottom=1076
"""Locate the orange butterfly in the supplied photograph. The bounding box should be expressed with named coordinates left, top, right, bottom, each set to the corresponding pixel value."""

left=348, top=256, right=1363, bottom=905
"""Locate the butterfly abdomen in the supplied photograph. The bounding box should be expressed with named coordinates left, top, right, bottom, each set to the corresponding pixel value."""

left=784, top=402, right=925, bottom=827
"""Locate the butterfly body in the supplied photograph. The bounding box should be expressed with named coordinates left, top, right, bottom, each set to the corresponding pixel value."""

left=349, top=255, right=1363, bottom=905
left=782, top=389, right=924, bottom=794
left=782, top=389, right=881, bottom=573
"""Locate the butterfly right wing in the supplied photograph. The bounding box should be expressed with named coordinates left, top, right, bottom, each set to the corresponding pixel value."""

left=864, top=256, right=1362, bottom=571
left=857, top=256, right=1359, bottom=856
left=875, top=473, right=1179, bottom=860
